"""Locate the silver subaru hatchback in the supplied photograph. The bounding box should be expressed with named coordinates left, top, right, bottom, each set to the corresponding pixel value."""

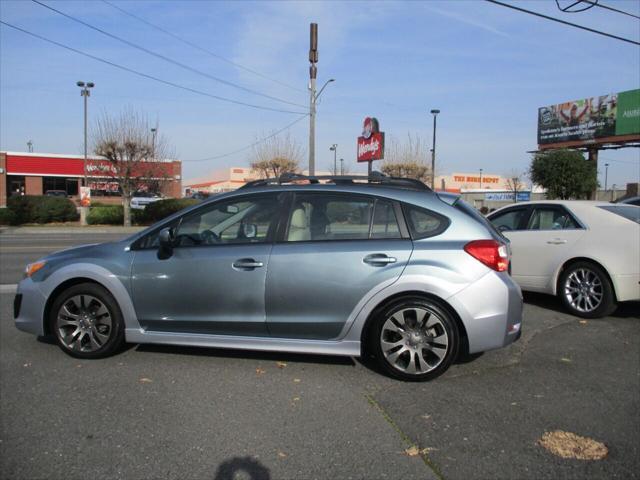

left=14, top=173, right=522, bottom=381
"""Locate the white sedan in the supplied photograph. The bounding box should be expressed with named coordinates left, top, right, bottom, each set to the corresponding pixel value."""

left=488, top=201, right=639, bottom=318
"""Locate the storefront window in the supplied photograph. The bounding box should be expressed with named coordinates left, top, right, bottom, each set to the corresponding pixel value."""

left=7, top=176, right=25, bottom=197
left=43, top=177, right=79, bottom=196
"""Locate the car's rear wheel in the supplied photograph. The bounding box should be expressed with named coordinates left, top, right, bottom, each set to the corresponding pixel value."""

left=50, top=283, right=125, bottom=359
left=371, top=297, right=459, bottom=381
left=558, top=261, right=616, bottom=318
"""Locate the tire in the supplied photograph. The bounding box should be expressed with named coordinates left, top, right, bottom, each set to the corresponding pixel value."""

left=50, top=282, right=125, bottom=359
left=558, top=261, right=616, bottom=319
left=369, top=296, right=459, bottom=381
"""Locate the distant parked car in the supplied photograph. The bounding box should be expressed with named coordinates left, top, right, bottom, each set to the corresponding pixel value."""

left=187, top=192, right=209, bottom=201
left=45, top=190, right=68, bottom=197
left=130, top=191, right=163, bottom=210
left=488, top=201, right=640, bottom=318
left=618, top=196, right=640, bottom=207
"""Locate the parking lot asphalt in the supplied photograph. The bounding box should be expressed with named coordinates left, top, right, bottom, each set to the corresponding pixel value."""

left=1, top=231, right=639, bottom=479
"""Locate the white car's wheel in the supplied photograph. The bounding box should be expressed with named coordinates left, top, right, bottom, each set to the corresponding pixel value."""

left=559, top=261, right=616, bottom=318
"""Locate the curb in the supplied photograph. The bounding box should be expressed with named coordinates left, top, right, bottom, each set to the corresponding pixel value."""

left=0, top=226, right=145, bottom=234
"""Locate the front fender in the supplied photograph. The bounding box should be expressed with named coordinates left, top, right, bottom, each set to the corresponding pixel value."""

left=38, top=263, right=141, bottom=332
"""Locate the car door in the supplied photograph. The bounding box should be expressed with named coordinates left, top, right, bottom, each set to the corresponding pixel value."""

left=508, top=205, right=586, bottom=292
left=265, top=192, right=413, bottom=340
left=130, top=193, right=283, bottom=336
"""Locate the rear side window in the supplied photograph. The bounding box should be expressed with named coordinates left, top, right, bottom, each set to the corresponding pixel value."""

left=526, top=207, right=579, bottom=230
left=371, top=200, right=401, bottom=239
left=402, top=204, right=449, bottom=239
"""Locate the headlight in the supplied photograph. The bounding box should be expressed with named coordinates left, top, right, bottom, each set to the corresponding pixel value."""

left=25, top=261, right=46, bottom=277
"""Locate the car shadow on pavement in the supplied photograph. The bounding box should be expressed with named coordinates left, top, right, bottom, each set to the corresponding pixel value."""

left=213, top=456, right=270, bottom=480
left=523, top=291, right=640, bottom=319
left=135, top=343, right=356, bottom=367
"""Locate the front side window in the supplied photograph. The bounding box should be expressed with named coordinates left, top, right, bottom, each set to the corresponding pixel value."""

left=173, top=195, right=280, bottom=247
left=490, top=208, right=527, bottom=232
left=527, top=207, right=579, bottom=230
left=287, top=194, right=374, bottom=241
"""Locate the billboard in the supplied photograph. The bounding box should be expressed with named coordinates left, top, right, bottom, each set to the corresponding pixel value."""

left=357, top=117, right=385, bottom=162
left=537, top=89, right=640, bottom=147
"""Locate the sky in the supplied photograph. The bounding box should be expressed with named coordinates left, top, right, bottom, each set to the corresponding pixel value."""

left=1, top=0, right=639, bottom=187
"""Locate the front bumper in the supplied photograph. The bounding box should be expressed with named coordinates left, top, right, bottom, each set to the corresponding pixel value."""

left=14, top=278, right=47, bottom=336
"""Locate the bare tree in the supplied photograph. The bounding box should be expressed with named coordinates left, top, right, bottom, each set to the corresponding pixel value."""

left=92, top=108, right=174, bottom=226
left=249, top=132, right=304, bottom=178
left=380, top=133, right=431, bottom=183
left=505, top=170, right=527, bottom=203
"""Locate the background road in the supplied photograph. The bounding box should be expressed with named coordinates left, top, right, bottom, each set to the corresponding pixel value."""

left=1, top=230, right=638, bottom=479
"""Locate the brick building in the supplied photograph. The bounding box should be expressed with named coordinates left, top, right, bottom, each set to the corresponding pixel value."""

left=0, top=151, right=182, bottom=207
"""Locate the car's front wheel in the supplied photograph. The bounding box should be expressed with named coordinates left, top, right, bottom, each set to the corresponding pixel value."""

left=371, top=297, right=459, bottom=381
left=50, top=282, right=125, bottom=358
left=558, top=261, right=616, bottom=318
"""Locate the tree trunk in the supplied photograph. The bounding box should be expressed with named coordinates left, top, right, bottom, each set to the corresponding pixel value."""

left=123, top=195, right=132, bottom=227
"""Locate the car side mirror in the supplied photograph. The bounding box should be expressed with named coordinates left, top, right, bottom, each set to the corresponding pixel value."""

left=158, top=227, right=175, bottom=260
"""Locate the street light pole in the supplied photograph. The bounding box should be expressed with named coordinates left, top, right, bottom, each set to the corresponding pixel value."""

left=330, top=144, right=337, bottom=174
left=604, top=163, right=609, bottom=193
left=340, top=158, right=344, bottom=175
left=77, top=81, right=94, bottom=226
left=151, top=127, right=158, bottom=160
left=479, top=168, right=483, bottom=189
left=430, top=109, right=440, bottom=189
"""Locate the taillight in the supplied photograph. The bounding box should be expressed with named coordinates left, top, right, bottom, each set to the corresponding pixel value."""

left=464, top=240, right=509, bottom=272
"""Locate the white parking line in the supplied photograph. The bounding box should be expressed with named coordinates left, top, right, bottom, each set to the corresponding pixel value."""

left=0, top=284, right=17, bottom=293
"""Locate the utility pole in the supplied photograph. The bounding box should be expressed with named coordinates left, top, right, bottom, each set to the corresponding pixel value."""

left=430, top=109, right=440, bottom=189
left=330, top=144, right=337, bottom=174
left=309, top=23, right=318, bottom=176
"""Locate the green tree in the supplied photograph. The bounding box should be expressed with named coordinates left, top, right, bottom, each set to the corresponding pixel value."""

left=530, top=149, right=597, bottom=200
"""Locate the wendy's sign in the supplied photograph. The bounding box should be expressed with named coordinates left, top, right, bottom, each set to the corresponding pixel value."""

left=357, top=117, right=385, bottom=162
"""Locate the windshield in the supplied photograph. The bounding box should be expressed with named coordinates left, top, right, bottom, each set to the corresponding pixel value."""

left=599, top=205, right=640, bottom=224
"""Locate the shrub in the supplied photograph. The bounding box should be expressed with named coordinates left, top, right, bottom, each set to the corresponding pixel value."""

left=142, top=198, right=199, bottom=223
left=0, top=208, right=17, bottom=226
left=7, top=195, right=78, bottom=224
left=87, top=205, right=123, bottom=225
left=34, top=197, right=79, bottom=223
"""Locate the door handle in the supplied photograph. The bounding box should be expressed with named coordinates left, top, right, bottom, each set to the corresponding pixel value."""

left=363, top=254, right=397, bottom=266
left=232, top=258, right=264, bottom=270
left=546, top=238, right=567, bottom=245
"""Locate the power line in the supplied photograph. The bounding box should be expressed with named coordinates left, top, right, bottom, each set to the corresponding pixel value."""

left=184, top=114, right=309, bottom=162
left=0, top=20, right=308, bottom=115
left=101, top=0, right=306, bottom=94
left=486, top=0, right=640, bottom=46
left=32, top=0, right=307, bottom=109
left=581, top=0, right=640, bottom=20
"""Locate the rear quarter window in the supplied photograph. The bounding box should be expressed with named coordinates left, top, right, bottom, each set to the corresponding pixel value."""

left=599, top=205, right=640, bottom=224
left=402, top=204, right=449, bottom=239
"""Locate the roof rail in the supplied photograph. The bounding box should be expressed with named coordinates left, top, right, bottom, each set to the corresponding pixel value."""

left=239, top=171, right=432, bottom=191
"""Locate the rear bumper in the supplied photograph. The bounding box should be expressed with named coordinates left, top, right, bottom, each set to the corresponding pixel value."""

left=447, top=271, right=523, bottom=354
left=613, top=273, right=640, bottom=302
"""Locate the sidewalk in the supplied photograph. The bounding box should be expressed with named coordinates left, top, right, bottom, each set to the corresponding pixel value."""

left=0, top=225, right=146, bottom=234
